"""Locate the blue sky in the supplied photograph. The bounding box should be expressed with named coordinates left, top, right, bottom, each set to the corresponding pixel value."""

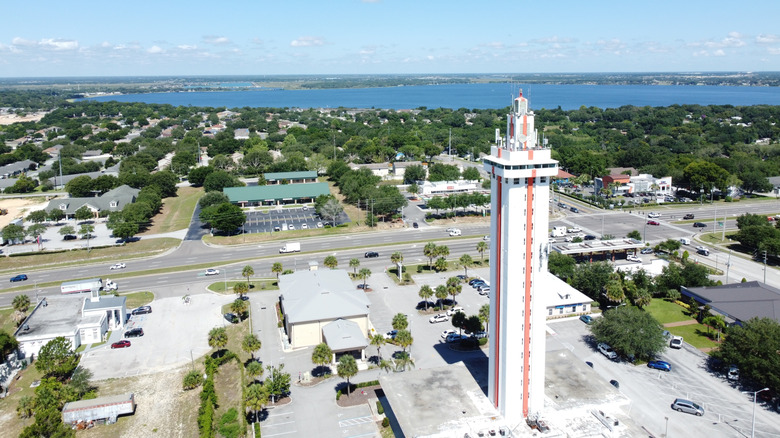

left=1, top=0, right=779, bottom=77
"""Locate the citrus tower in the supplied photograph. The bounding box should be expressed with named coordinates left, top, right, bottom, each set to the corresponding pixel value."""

left=483, top=91, right=557, bottom=424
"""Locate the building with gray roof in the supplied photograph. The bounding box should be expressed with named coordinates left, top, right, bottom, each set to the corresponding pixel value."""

left=279, top=269, right=370, bottom=350
left=0, top=159, right=37, bottom=178
left=223, top=182, right=330, bottom=207
left=45, top=184, right=139, bottom=218
left=681, top=281, right=780, bottom=325
left=322, top=319, right=369, bottom=361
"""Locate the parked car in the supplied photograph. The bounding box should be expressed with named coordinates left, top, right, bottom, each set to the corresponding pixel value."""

left=124, top=328, right=144, bottom=338
left=671, top=398, right=704, bottom=416
left=471, top=331, right=488, bottom=339
left=357, top=284, right=370, bottom=290
left=670, top=336, right=683, bottom=349
left=579, top=315, right=593, bottom=324
left=727, top=364, right=739, bottom=381
left=384, top=330, right=398, bottom=340
left=132, top=306, right=152, bottom=315
left=224, top=313, right=239, bottom=323
left=429, top=314, right=449, bottom=324
left=301, top=223, right=308, bottom=229
left=478, top=286, right=491, bottom=294
left=63, top=234, right=78, bottom=240
left=10, top=274, right=28, bottom=282
left=317, top=222, right=323, bottom=228
left=597, top=343, right=617, bottom=360
left=110, top=263, right=126, bottom=270
left=441, top=329, right=456, bottom=339
left=111, top=340, right=131, bottom=349
left=289, top=224, right=296, bottom=230
left=627, top=255, right=641, bottom=262
left=364, top=251, right=379, bottom=258
left=469, top=278, right=485, bottom=286
left=205, top=268, right=220, bottom=276
left=446, top=306, right=464, bottom=316
left=648, top=212, right=661, bottom=218
left=567, top=227, right=582, bottom=233
left=413, top=222, right=419, bottom=229
left=683, top=214, right=695, bottom=220
left=610, top=380, right=620, bottom=389
left=640, top=248, right=654, bottom=254
left=584, top=235, right=597, bottom=241
left=446, top=333, right=467, bottom=343
left=648, top=360, right=672, bottom=372
left=693, top=222, right=707, bottom=228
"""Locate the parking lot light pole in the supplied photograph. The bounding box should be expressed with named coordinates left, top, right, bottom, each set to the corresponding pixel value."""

left=745, top=387, right=769, bottom=438
left=664, top=416, right=668, bottom=437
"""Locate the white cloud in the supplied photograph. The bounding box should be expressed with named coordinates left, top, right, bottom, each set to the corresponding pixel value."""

left=756, top=34, right=780, bottom=44
left=11, top=37, right=36, bottom=47
left=203, top=35, right=230, bottom=45
left=291, top=36, right=324, bottom=47
left=147, top=45, right=164, bottom=54
left=101, top=41, right=111, bottom=48
left=713, top=49, right=726, bottom=56
left=768, top=47, right=780, bottom=55
left=177, top=44, right=197, bottom=50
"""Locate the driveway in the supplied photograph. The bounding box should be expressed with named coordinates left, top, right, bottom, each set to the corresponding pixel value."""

left=80, top=294, right=235, bottom=381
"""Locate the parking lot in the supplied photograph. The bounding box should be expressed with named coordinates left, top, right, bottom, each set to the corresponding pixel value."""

left=243, top=206, right=350, bottom=234
left=79, top=294, right=235, bottom=381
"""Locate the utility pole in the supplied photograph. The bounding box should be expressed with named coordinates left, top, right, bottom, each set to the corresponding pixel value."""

left=726, top=250, right=732, bottom=284
left=764, top=250, right=768, bottom=284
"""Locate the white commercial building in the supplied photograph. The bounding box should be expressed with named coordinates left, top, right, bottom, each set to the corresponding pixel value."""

left=483, top=91, right=557, bottom=423
left=418, top=180, right=478, bottom=196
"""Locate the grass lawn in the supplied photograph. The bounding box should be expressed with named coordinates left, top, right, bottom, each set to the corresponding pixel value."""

left=699, top=230, right=738, bottom=245
left=0, top=307, right=17, bottom=334
left=0, top=364, right=42, bottom=436
left=139, top=186, right=203, bottom=235
left=645, top=299, right=695, bottom=325
left=208, top=279, right=278, bottom=293
left=667, top=323, right=722, bottom=350
left=123, top=291, right=155, bottom=309
left=0, top=238, right=180, bottom=274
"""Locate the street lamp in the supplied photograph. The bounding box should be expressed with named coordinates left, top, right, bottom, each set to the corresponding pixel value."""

left=664, top=416, right=669, bottom=438
left=744, top=387, right=769, bottom=438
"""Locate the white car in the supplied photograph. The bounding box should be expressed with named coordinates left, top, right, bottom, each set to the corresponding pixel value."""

left=626, top=255, right=641, bottom=262
left=317, top=222, right=323, bottom=228
left=105, top=280, right=118, bottom=291
left=648, top=212, right=661, bottom=218
left=110, top=263, right=126, bottom=270
left=446, top=306, right=464, bottom=316
left=205, top=268, right=220, bottom=276
left=567, top=227, right=582, bottom=233
left=289, top=224, right=296, bottom=230
left=483, top=235, right=490, bottom=241
left=441, top=329, right=456, bottom=339
left=429, top=314, right=449, bottom=324
left=446, top=333, right=466, bottom=343
left=301, top=223, right=308, bottom=229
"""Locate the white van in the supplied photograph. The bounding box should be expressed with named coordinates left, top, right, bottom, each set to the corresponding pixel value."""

left=281, top=223, right=288, bottom=231
left=449, top=229, right=461, bottom=236
left=679, top=238, right=690, bottom=245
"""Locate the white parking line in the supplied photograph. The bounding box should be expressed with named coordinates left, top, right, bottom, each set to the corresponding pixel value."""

left=338, top=415, right=373, bottom=427
left=263, top=420, right=296, bottom=427
left=262, top=430, right=297, bottom=437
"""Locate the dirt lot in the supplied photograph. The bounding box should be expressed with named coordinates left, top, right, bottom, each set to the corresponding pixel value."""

left=0, top=197, right=51, bottom=229
left=0, top=112, right=47, bottom=126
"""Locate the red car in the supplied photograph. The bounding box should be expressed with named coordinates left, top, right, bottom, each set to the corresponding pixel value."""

left=111, top=340, right=131, bottom=349
left=647, top=220, right=660, bottom=226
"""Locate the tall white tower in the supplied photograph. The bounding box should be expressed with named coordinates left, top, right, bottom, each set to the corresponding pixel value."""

left=484, top=91, right=557, bottom=425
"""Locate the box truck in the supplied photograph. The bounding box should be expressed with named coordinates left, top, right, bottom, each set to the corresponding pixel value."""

left=279, top=242, right=301, bottom=253
left=551, top=226, right=567, bottom=237
left=61, top=278, right=104, bottom=294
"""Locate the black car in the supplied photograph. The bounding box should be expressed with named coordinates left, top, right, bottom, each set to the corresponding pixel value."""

left=683, top=214, right=695, bottom=220
left=63, top=234, right=78, bottom=240
left=413, top=222, right=419, bottom=229
left=693, top=222, right=707, bottom=228
left=224, top=313, right=239, bottom=323
left=124, top=328, right=144, bottom=338
left=132, top=306, right=152, bottom=315
left=364, top=251, right=379, bottom=258
left=584, top=235, right=597, bottom=241
left=570, top=206, right=579, bottom=213
left=10, top=274, right=28, bottom=282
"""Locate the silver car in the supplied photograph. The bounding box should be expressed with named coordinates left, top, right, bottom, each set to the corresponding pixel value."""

left=671, top=398, right=704, bottom=416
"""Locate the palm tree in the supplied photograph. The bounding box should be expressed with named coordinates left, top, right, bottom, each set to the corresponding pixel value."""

left=349, top=258, right=360, bottom=275
left=423, top=242, right=437, bottom=269
left=246, top=361, right=264, bottom=382
left=245, top=383, right=270, bottom=423
left=242, top=333, right=262, bottom=359
left=324, top=255, right=338, bottom=269
left=435, top=285, right=448, bottom=309
left=12, top=294, right=30, bottom=314
left=604, top=272, right=625, bottom=303
left=390, top=251, right=404, bottom=265
left=370, top=334, right=385, bottom=361
left=434, top=245, right=450, bottom=260
left=233, top=281, right=249, bottom=299
left=394, top=351, right=415, bottom=372
left=459, top=254, right=473, bottom=277
left=242, top=265, right=254, bottom=288
left=379, top=359, right=394, bottom=374
left=479, top=304, right=490, bottom=332
left=476, top=241, right=488, bottom=261
left=633, top=288, right=652, bottom=309
left=392, top=313, right=408, bottom=331
left=208, top=327, right=228, bottom=355
left=311, top=343, right=333, bottom=376
left=230, top=298, right=248, bottom=318
left=434, top=257, right=448, bottom=272
left=418, top=285, right=433, bottom=310
left=395, top=329, right=413, bottom=354
left=446, top=276, right=462, bottom=304
left=272, top=262, right=283, bottom=279
left=337, top=354, right=358, bottom=396
left=358, top=268, right=372, bottom=289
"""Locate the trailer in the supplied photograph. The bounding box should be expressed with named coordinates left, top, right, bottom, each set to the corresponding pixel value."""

left=61, top=278, right=103, bottom=294
left=63, top=393, right=135, bottom=425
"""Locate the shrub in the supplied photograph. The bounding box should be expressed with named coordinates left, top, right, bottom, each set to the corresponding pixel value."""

left=336, top=389, right=342, bottom=400
left=478, top=337, right=488, bottom=346
left=218, top=408, right=241, bottom=438
left=376, top=400, right=384, bottom=415
left=356, top=380, right=379, bottom=388
left=183, top=370, right=204, bottom=390
left=382, top=417, right=390, bottom=427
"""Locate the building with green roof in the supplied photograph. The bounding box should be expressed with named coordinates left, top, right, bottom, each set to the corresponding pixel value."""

left=264, top=171, right=318, bottom=185
left=223, top=182, right=331, bottom=206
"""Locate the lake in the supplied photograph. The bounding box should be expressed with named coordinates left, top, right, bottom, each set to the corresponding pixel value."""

left=88, top=83, right=780, bottom=110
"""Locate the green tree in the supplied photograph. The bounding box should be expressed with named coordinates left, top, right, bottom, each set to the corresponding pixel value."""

left=0, top=330, right=19, bottom=358
left=74, top=206, right=93, bottom=222
left=571, top=261, right=614, bottom=300
left=311, top=343, right=333, bottom=375
left=434, top=257, right=448, bottom=272
left=349, top=258, right=360, bottom=275
left=201, top=202, right=246, bottom=233
left=324, top=255, right=339, bottom=269
left=418, top=285, right=434, bottom=310
left=188, top=166, right=214, bottom=187
left=230, top=297, right=248, bottom=318
left=392, top=313, right=408, bottom=331
left=26, top=210, right=47, bottom=224
left=548, top=252, right=576, bottom=281
left=590, top=306, right=666, bottom=361
left=627, top=230, right=642, bottom=240
left=390, top=251, right=404, bottom=266
left=358, top=268, right=372, bottom=289
left=182, top=370, right=204, bottom=390
left=451, top=311, right=467, bottom=335
left=319, top=198, right=344, bottom=226
left=79, top=223, right=94, bottom=239
left=242, top=333, right=262, bottom=360
left=13, top=294, right=31, bottom=313
left=435, top=285, right=448, bottom=309
left=110, top=221, right=139, bottom=241
left=459, top=254, right=473, bottom=277
left=716, top=317, right=780, bottom=391
left=272, top=262, right=283, bottom=279
left=462, top=167, right=481, bottom=181
left=245, top=383, right=270, bottom=421
left=265, top=363, right=292, bottom=402
left=203, top=169, right=242, bottom=192
left=242, top=265, right=254, bottom=288
left=2, top=224, right=25, bottom=244
left=476, top=241, right=488, bottom=261
left=604, top=273, right=626, bottom=303
left=68, top=366, right=94, bottom=397
left=446, top=276, right=462, bottom=304
left=394, top=329, right=413, bottom=353
left=337, top=354, right=358, bottom=396
left=464, top=315, right=484, bottom=335
left=393, top=352, right=415, bottom=372
left=403, top=164, right=426, bottom=184
left=633, top=288, right=653, bottom=309
left=198, top=191, right=230, bottom=209
left=479, top=304, right=490, bottom=331
left=207, top=327, right=228, bottom=354
left=65, top=175, right=94, bottom=197
left=370, top=334, right=386, bottom=361
left=46, top=208, right=65, bottom=224
left=58, top=225, right=76, bottom=238
left=423, top=242, right=437, bottom=268
left=35, top=337, right=79, bottom=381
left=246, top=361, right=264, bottom=381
